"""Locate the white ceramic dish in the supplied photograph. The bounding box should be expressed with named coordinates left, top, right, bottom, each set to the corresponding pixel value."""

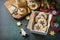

left=27, top=11, right=52, bottom=35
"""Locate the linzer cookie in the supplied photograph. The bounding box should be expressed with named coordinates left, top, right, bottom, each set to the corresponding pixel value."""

left=27, top=11, right=52, bottom=35
left=26, top=0, right=40, bottom=10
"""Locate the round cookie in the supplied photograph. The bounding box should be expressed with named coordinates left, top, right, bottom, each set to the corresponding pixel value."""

left=17, top=8, right=27, bottom=15
left=34, top=23, right=43, bottom=31
left=28, top=3, right=38, bottom=10
left=39, top=12, right=47, bottom=19
left=38, top=19, right=47, bottom=26
left=35, top=15, right=44, bottom=22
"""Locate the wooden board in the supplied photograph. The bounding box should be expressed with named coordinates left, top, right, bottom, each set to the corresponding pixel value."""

left=4, top=0, right=22, bottom=19
left=4, top=0, right=30, bottom=19
left=4, top=0, right=17, bottom=14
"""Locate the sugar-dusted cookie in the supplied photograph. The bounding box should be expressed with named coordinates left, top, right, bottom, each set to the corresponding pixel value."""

left=34, top=23, right=43, bottom=31
left=28, top=3, right=38, bottom=10
left=27, top=0, right=39, bottom=10
left=26, top=16, right=30, bottom=20
left=35, top=15, right=44, bottom=22
left=39, top=12, right=47, bottom=19
left=17, top=8, right=27, bottom=15
left=17, top=21, right=22, bottom=26
left=38, top=19, right=47, bottom=26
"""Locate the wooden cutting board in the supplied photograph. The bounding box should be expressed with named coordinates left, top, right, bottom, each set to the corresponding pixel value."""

left=4, top=0, right=30, bottom=19
left=4, top=0, right=17, bottom=14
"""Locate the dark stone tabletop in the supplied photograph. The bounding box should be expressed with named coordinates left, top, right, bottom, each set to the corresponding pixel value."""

left=0, top=0, right=60, bottom=40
